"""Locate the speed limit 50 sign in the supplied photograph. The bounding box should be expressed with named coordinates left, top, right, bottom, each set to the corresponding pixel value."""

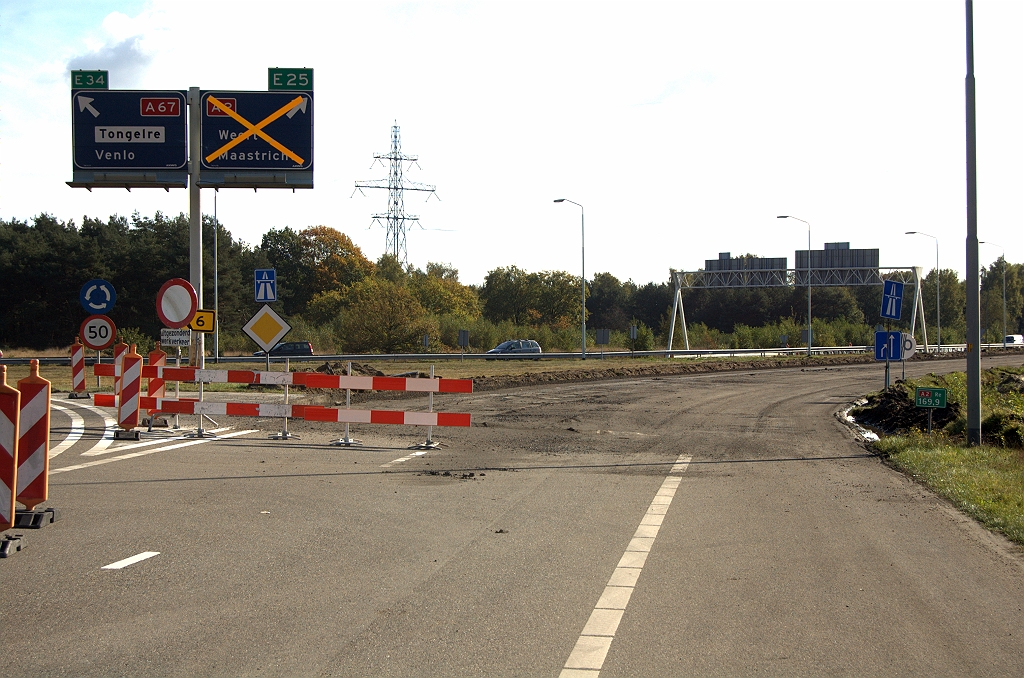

left=80, top=314, right=117, bottom=350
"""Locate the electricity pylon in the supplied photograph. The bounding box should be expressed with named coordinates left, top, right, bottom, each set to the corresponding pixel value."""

left=353, top=123, right=438, bottom=266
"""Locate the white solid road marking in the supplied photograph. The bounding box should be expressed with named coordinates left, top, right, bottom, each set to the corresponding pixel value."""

left=49, top=404, right=84, bottom=459
left=80, top=427, right=233, bottom=457
left=561, top=455, right=692, bottom=677
left=381, top=450, right=428, bottom=468
left=102, top=551, right=160, bottom=570
left=50, top=429, right=259, bottom=475
left=55, top=398, right=117, bottom=456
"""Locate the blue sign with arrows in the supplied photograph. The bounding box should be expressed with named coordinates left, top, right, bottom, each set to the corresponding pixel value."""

left=71, top=90, right=187, bottom=171
left=874, top=330, right=903, bottom=361
left=880, top=280, right=904, bottom=320
left=79, top=279, right=117, bottom=313
left=200, top=91, right=313, bottom=172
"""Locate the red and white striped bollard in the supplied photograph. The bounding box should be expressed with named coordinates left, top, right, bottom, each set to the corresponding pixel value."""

left=0, top=366, right=20, bottom=530
left=116, top=344, right=142, bottom=440
left=70, top=338, right=87, bottom=397
left=16, top=360, right=50, bottom=511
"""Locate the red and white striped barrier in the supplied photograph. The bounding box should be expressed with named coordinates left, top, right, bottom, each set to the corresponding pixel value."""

left=117, top=345, right=142, bottom=431
left=0, top=366, right=21, bottom=530
left=147, top=346, right=167, bottom=417
left=16, top=360, right=50, bottom=511
left=70, top=339, right=86, bottom=394
left=91, top=396, right=471, bottom=428
left=91, top=364, right=474, bottom=393
left=112, top=341, right=128, bottom=396
left=304, top=406, right=471, bottom=427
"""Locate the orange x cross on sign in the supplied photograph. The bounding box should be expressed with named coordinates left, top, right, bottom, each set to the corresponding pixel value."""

left=205, top=95, right=306, bottom=164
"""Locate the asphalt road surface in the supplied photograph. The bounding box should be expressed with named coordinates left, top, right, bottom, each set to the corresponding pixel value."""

left=3, top=355, right=1023, bottom=677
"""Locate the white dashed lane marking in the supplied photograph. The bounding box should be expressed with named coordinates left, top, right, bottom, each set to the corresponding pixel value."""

left=560, top=455, right=692, bottom=677
left=381, top=450, right=428, bottom=468
left=51, top=429, right=259, bottom=475
left=102, top=551, right=160, bottom=570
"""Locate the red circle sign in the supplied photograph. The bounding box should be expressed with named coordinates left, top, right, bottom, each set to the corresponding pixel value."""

left=80, top=314, right=117, bottom=350
left=156, top=278, right=198, bottom=329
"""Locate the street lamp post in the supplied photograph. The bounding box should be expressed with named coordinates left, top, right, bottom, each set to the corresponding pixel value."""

left=980, top=241, right=1007, bottom=347
left=906, top=231, right=940, bottom=351
left=554, top=199, right=586, bottom=359
left=777, top=216, right=812, bottom=356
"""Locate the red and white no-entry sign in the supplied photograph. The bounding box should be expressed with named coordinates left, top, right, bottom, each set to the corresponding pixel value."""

left=80, top=314, right=117, bottom=350
left=156, top=278, right=198, bottom=329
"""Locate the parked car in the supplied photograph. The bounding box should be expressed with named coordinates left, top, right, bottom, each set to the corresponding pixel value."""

left=253, top=341, right=314, bottom=357
left=485, top=339, right=542, bottom=360
left=1005, top=335, right=1024, bottom=346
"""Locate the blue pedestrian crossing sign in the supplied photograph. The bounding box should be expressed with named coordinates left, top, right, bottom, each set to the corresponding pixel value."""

left=255, top=269, right=277, bottom=302
left=874, top=330, right=903, bottom=361
left=880, top=280, right=904, bottom=320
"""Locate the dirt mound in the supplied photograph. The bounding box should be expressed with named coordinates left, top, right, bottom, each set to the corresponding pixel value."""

left=853, top=382, right=961, bottom=434
left=315, top=361, right=385, bottom=377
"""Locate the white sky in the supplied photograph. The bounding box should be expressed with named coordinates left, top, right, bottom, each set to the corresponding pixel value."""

left=1, top=0, right=1021, bottom=287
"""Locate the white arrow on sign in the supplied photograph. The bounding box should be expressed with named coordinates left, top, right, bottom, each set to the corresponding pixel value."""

left=285, top=96, right=308, bottom=119
left=77, top=95, right=100, bottom=118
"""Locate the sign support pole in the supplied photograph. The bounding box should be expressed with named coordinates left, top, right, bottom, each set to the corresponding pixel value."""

left=965, top=0, right=982, bottom=445
left=188, top=86, right=205, bottom=370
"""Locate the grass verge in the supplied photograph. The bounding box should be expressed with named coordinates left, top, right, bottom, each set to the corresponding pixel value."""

left=874, top=433, right=1024, bottom=547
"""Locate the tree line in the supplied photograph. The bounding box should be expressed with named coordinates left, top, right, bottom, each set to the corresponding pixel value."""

left=1, top=213, right=1021, bottom=353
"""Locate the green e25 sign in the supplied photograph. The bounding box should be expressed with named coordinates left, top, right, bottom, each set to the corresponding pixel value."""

left=268, top=68, right=313, bottom=91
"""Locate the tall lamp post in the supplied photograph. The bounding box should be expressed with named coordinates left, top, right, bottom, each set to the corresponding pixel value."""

left=980, top=241, right=1006, bottom=347
left=554, top=199, right=586, bottom=359
left=906, top=231, right=940, bottom=351
left=777, top=216, right=812, bottom=356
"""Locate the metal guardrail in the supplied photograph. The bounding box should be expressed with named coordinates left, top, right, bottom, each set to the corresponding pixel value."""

left=1, top=344, right=1017, bottom=367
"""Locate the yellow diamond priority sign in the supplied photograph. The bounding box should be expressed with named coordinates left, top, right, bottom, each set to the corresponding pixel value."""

left=243, top=305, right=291, bottom=352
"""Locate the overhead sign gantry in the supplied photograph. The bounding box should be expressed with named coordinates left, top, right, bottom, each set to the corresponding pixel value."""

left=66, top=68, right=314, bottom=369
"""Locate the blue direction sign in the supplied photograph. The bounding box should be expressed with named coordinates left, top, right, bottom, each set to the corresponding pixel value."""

left=874, top=331, right=903, bottom=361
left=881, top=280, right=904, bottom=320
left=255, top=269, right=277, bottom=302
left=200, top=91, right=313, bottom=171
left=71, top=90, right=187, bottom=170
left=79, top=279, right=117, bottom=313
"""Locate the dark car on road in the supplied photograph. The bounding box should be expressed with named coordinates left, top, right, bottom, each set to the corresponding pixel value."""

left=253, top=341, right=314, bottom=357
left=485, top=339, right=542, bottom=360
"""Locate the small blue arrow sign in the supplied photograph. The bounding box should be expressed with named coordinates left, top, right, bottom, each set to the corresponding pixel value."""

left=79, top=279, right=117, bottom=313
left=874, top=330, right=903, bottom=361
left=255, top=269, right=277, bottom=302
left=880, top=280, right=904, bottom=320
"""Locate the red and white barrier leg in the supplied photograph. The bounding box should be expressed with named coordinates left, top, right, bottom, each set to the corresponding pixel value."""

left=0, top=366, right=20, bottom=532
left=330, top=361, right=363, bottom=447
left=115, top=345, right=142, bottom=441
left=69, top=338, right=88, bottom=399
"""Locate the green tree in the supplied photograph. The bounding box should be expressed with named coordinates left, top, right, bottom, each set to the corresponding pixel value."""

left=341, top=278, right=435, bottom=353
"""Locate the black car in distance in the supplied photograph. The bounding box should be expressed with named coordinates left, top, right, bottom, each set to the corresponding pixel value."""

left=253, top=341, right=314, bottom=357
left=485, top=339, right=542, bottom=360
